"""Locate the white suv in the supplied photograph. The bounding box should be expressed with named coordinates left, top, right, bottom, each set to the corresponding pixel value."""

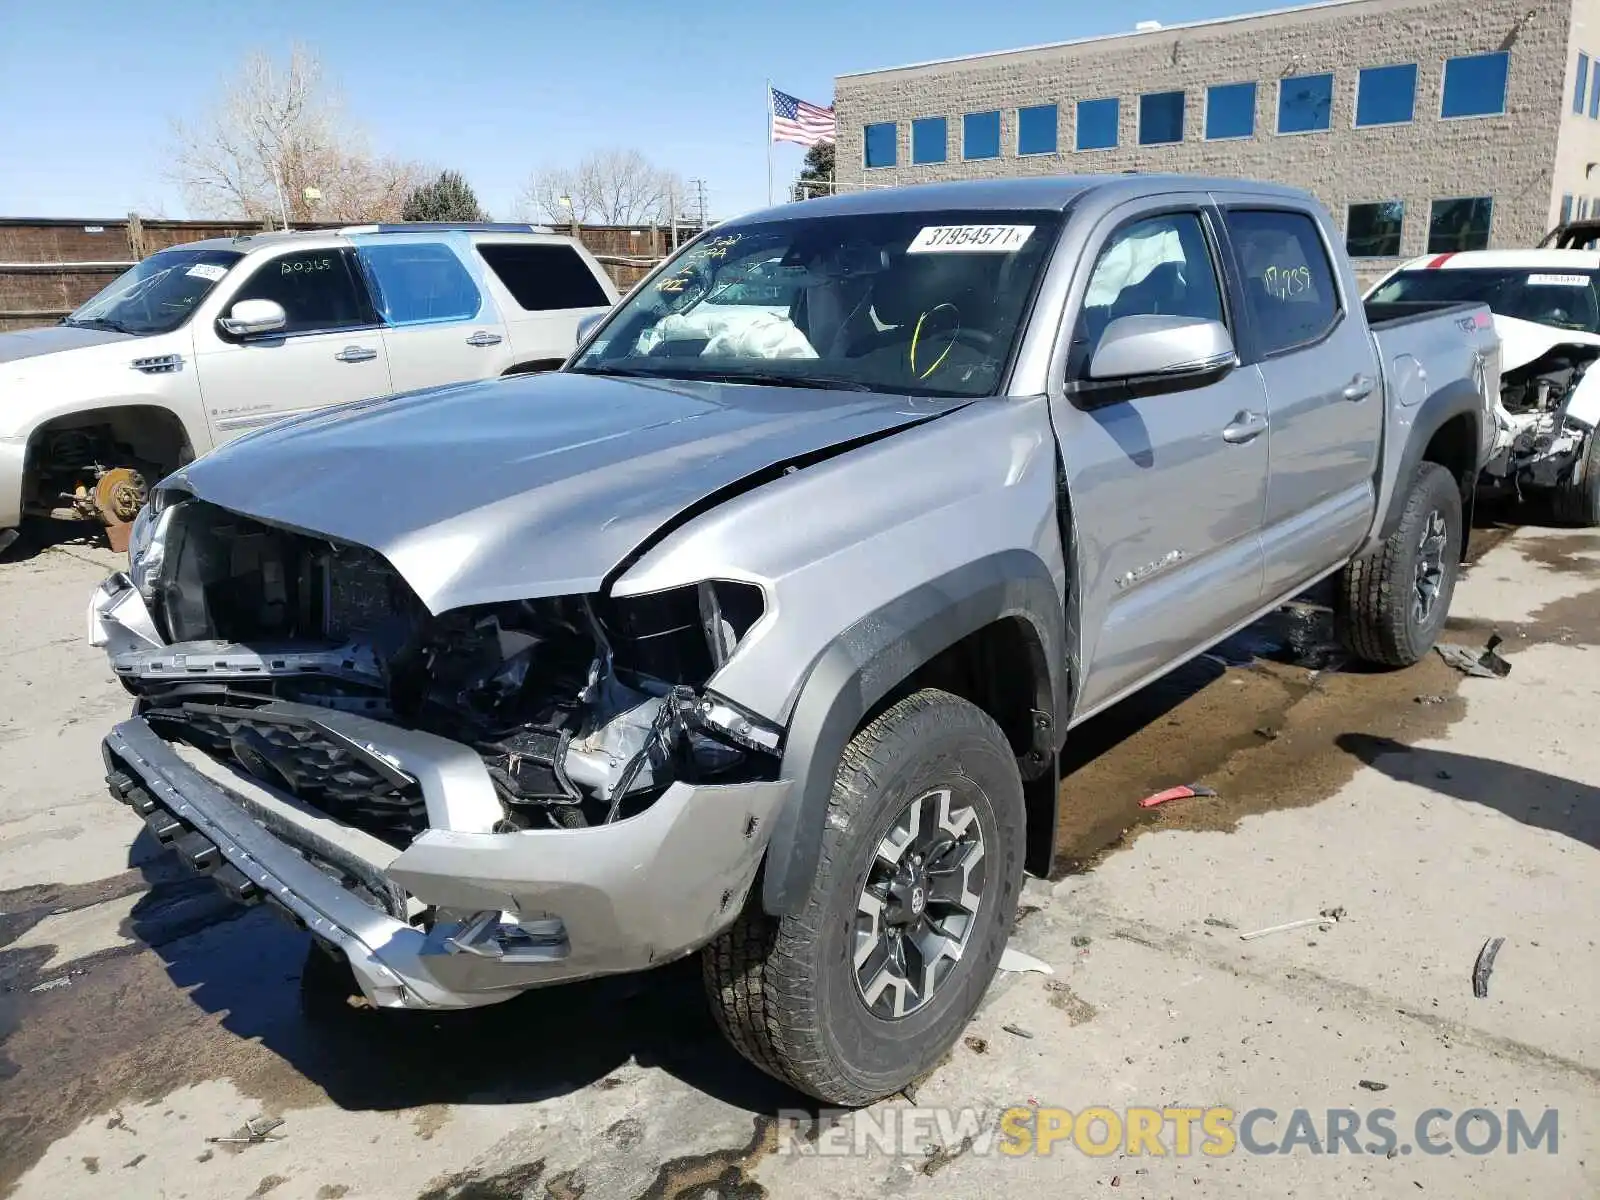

left=0, top=224, right=619, bottom=552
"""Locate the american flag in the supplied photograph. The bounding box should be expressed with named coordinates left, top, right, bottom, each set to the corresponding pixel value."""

left=771, top=87, right=836, bottom=147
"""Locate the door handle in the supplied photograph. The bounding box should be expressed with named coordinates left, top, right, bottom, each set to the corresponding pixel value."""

left=1343, top=374, right=1376, bottom=402
left=1221, top=410, right=1268, bottom=444
left=334, top=346, right=378, bottom=363
left=465, top=331, right=503, bottom=347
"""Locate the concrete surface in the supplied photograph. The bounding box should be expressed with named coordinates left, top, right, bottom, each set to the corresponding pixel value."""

left=1, top=520, right=1596, bottom=1200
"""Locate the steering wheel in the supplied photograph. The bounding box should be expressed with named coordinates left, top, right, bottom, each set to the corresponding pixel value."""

left=909, top=305, right=995, bottom=380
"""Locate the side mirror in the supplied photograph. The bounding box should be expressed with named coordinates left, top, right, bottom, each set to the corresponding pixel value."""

left=218, top=298, right=288, bottom=338
left=1087, top=315, right=1237, bottom=383
left=575, top=311, right=606, bottom=346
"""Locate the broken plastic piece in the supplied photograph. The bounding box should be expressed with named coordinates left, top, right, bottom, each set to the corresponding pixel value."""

left=1435, top=636, right=1512, bottom=679
left=1138, top=783, right=1218, bottom=809
left=997, top=947, right=1055, bottom=975
left=1472, top=936, right=1506, bottom=998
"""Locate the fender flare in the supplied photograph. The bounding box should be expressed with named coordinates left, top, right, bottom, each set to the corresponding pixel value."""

left=1378, top=378, right=1483, bottom=545
left=760, top=550, right=1065, bottom=916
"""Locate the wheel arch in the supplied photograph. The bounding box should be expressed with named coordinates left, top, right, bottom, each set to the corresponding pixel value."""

left=761, top=550, right=1066, bottom=917
left=23, top=404, right=196, bottom=499
left=1379, top=380, right=1482, bottom=560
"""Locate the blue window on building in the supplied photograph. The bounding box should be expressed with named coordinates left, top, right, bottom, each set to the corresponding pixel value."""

left=912, top=117, right=947, bottom=164
left=1356, top=64, right=1417, bottom=127
left=1205, top=82, right=1256, bottom=139
left=964, top=110, right=1001, bottom=159
left=1441, top=51, right=1509, bottom=118
left=1077, top=97, right=1120, bottom=150
left=1346, top=201, right=1404, bottom=258
left=1427, top=197, right=1493, bottom=253
left=864, top=122, right=897, bottom=169
left=1578, top=53, right=1590, bottom=114
left=1278, top=72, right=1334, bottom=133
left=1562, top=195, right=1575, bottom=223
left=1590, top=61, right=1600, bottom=118
left=1139, top=91, right=1185, bottom=144
left=1018, top=104, right=1058, bottom=155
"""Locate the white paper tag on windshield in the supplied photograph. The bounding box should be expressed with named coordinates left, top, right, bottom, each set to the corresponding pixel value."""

left=186, top=263, right=228, bottom=282
left=1525, top=273, right=1589, bottom=287
left=907, top=224, right=1035, bottom=254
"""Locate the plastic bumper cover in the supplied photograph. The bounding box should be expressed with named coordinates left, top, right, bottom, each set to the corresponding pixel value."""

left=102, top=716, right=789, bottom=1010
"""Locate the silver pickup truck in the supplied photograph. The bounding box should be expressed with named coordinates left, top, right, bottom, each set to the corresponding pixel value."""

left=88, top=175, right=1498, bottom=1107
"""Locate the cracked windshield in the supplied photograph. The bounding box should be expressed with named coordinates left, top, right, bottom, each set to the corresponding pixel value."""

left=573, top=210, right=1060, bottom=396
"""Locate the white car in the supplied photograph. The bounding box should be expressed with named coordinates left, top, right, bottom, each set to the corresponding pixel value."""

left=1365, top=249, right=1600, bottom=525
left=0, top=224, right=619, bottom=553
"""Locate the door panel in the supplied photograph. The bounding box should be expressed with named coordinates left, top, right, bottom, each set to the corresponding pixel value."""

left=1051, top=205, right=1270, bottom=717
left=193, top=248, right=392, bottom=441
left=1221, top=207, right=1383, bottom=599
left=350, top=233, right=511, bottom=391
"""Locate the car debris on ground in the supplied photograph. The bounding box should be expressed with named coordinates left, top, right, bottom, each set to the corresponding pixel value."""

left=1138, top=783, right=1218, bottom=808
left=996, top=947, right=1055, bottom=975
left=1435, top=635, right=1513, bottom=678
left=1473, top=936, right=1508, bottom=998
left=206, top=1117, right=285, bottom=1146
left=1239, top=907, right=1346, bottom=941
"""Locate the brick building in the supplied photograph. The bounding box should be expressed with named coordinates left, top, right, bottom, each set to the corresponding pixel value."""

left=834, top=0, right=1600, bottom=279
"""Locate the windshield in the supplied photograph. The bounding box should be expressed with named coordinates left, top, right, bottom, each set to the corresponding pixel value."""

left=1369, top=267, right=1600, bottom=333
left=572, top=209, right=1063, bottom=397
left=64, top=246, right=244, bottom=336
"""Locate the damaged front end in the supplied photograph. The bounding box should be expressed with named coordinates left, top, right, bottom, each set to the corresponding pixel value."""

left=1484, top=315, right=1600, bottom=494
left=91, top=493, right=790, bottom=1008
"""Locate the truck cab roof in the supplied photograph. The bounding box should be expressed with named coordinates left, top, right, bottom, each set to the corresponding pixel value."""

left=735, top=174, right=1322, bottom=223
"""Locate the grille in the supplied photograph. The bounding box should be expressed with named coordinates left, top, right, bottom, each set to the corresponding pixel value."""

left=154, top=705, right=428, bottom=846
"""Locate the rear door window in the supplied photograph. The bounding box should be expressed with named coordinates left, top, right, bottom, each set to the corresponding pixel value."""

left=357, top=242, right=482, bottom=325
left=1224, top=209, right=1341, bottom=355
left=227, top=249, right=375, bottom=335
left=475, top=242, right=610, bottom=311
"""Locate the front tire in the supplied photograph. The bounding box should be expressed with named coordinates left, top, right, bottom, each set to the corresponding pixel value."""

left=704, top=689, right=1025, bottom=1106
left=1552, top=432, right=1600, bottom=527
left=1337, top=462, right=1462, bottom=667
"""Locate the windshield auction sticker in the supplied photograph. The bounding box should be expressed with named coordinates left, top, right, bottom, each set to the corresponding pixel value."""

left=186, top=263, right=228, bottom=281
left=908, top=225, right=1035, bottom=253
left=1525, top=273, right=1590, bottom=287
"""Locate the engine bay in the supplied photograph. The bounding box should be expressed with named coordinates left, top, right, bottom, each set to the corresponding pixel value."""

left=115, top=497, right=779, bottom=843
left=1487, top=332, right=1600, bottom=493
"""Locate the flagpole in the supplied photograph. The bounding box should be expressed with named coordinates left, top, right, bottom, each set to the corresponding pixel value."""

left=766, top=78, right=775, bottom=206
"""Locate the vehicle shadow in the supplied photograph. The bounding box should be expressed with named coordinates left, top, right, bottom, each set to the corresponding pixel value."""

left=0, top=516, right=109, bottom=561
left=125, top=830, right=815, bottom=1119
left=1336, top=733, right=1600, bottom=850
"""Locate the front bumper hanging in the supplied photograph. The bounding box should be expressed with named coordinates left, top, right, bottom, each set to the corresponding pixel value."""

left=102, top=714, right=789, bottom=1010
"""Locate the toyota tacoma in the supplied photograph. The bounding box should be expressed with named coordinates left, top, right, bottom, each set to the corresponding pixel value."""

left=90, top=176, right=1498, bottom=1106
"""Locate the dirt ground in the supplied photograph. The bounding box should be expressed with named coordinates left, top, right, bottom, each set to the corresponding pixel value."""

left=1, top=515, right=1596, bottom=1200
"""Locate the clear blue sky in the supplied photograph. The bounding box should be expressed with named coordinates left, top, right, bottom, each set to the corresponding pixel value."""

left=0, top=0, right=1253, bottom=223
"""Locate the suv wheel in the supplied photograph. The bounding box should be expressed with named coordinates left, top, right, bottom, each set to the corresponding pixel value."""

left=1337, top=462, right=1462, bottom=667
left=1552, top=433, right=1600, bottom=527
left=703, top=688, right=1025, bottom=1106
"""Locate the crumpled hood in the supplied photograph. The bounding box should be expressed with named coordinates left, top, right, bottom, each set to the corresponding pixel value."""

left=0, top=324, right=136, bottom=364
left=1494, top=313, right=1600, bottom=372
left=167, top=371, right=965, bottom=613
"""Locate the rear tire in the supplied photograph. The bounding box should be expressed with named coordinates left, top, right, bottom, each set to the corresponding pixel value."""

left=1337, top=462, right=1462, bottom=667
left=1551, top=433, right=1600, bottom=527
left=703, top=689, right=1025, bottom=1106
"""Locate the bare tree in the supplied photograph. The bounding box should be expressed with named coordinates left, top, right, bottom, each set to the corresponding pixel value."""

left=168, top=44, right=424, bottom=224
left=523, top=150, right=686, bottom=225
